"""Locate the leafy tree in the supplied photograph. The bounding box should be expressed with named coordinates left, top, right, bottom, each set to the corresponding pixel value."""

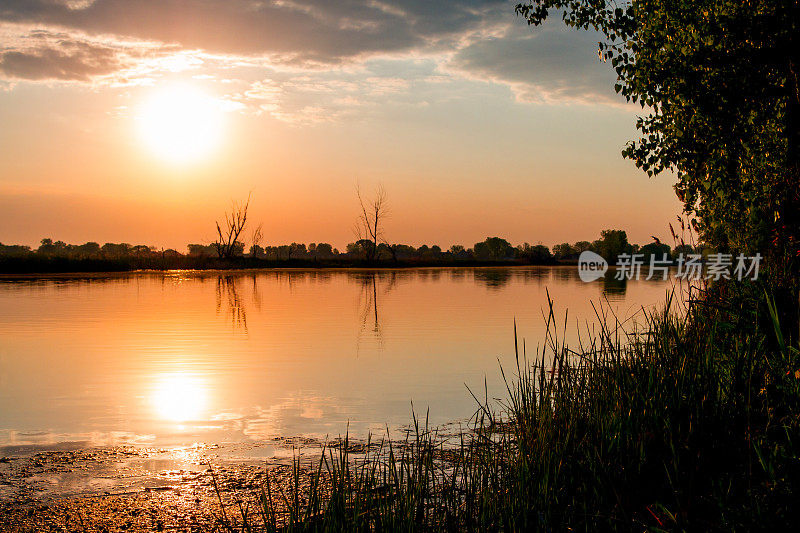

left=573, top=241, right=592, bottom=254
left=308, top=242, right=328, bottom=259
left=391, top=244, right=417, bottom=259
left=515, top=1, right=800, bottom=282
left=314, top=243, right=334, bottom=257
left=38, top=239, right=68, bottom=256
left=0, top=243, right=31, bottom=257
left=672, top=243, right=696, bottom=259
left=474, top=237, right=514, bottom=261
left=592, top=229, right=631, bottom=262
left=552, top=242, right=574, bottom=259
left=75, top=242, right=100, bottom=257
left=188, top=244, right=216, bottom=257
left=529, top=244, right=553, bottom=262
left=347, top=240, right=374, bottom=259
left=131, top=245, right=154, bottom=256
left=639, top=241, right=672, bottom=261
left=377, top=242, right=393, bottom=260
left=517, top=242, right=553, bottom=263
left=101, top=242, right=132, bottom=257
left=449, top=244, right=465, bottom=255
left=289, top=243, right=306, bottom=259
left=515, top=243, right=549, bottom=262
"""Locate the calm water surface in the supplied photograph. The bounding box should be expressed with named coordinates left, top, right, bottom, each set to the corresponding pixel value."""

left=0, top=267, right=675, bottom=449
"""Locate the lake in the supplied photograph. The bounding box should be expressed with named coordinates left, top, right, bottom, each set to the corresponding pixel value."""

left=0, top=266, right=676, bottom=452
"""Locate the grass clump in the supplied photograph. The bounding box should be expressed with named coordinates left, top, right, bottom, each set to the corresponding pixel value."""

left=214, top=284, right=800, bottom=531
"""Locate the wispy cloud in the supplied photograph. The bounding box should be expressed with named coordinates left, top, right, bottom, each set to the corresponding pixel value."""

left=0, top=40, right=121, bottom=81
left=0, top=1, right=627, bottom=123
left=0, top=0, right=507, bottom=62
left=447, top=22, right=620, bottom=105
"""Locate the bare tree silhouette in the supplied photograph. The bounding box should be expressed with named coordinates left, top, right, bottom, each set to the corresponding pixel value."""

left=354, top=184, right=388, bottom=262
left=249, top=223, right=263, bottom=256
left=214, top=194, right=250, bottom=259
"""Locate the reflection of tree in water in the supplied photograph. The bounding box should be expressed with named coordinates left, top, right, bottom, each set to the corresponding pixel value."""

left=250, top=274, right=262, bottom=311
left=216, top=275, right=248, bottom=332
left=356, top=271, right=397, bottom=345
left=474, top=268, right=513, bottom=290
left=516, top=267, right=549, bottom=285
left=416, top=269, right=442, bottom=283
left=273, top=270, right=297, bottom=294
left=552, top=266, right=576, bottom=282
left=359, top=274, right=379, bottom=336
left=601, top=272, right=628, bottom=297
left=448, top=269, right=467, bottom=282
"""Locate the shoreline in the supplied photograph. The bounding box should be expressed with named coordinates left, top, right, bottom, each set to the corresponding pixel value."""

left=0, top=262, right=581, bottom=279
left=0, top=427, right=464, bottom=531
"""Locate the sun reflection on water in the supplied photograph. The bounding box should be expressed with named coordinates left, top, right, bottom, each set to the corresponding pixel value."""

left=152, top=373, right=207, bottom=423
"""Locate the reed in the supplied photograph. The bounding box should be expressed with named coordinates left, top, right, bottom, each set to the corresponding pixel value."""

left=213, top=283, right=800, bottom=531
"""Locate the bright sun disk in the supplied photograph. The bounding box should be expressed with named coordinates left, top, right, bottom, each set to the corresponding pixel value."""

left=137, top=84, right=223, bottom=164
left=152, top=373, right=207, bottom=422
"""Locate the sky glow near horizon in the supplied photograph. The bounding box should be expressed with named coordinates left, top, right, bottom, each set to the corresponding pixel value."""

left=0, top=0, right=681, bottom=250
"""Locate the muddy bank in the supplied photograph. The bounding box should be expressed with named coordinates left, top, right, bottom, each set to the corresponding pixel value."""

left=0, top=439, right=333, bottom=532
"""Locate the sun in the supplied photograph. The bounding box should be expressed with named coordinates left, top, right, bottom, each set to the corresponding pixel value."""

left=137, top=84, right=224, bottom=164
left=152, top=373, right=207, bottom=422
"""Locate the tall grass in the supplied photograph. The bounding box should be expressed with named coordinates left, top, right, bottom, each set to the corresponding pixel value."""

left=213, top=284, right=800, bottom=531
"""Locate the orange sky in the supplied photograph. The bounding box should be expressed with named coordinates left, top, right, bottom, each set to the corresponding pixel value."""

left=0, top=1, right=682, bottom=251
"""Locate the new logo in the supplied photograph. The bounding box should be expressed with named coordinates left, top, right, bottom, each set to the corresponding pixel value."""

left=578, top=251, right=608, bottom=282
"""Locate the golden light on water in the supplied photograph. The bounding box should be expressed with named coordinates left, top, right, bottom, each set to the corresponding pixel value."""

left=136, top=84, right=223, bottom=164
left=152, top=373, right=207, bottom=422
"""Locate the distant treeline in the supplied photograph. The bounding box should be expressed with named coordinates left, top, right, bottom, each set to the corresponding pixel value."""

left=0, top=230, right=703, bottom=273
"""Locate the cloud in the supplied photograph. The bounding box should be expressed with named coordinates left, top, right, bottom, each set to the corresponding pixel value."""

left=0, top=25, right=216, bottom=83
left=0, top=40, right=122, bottom=80
left=218, top=57, right=450, bottom=125
left=0, top=1, right=626, bottom=112
left=448, top=22, right=621, bottom=104
left=0, top=0, right=508, bottom=63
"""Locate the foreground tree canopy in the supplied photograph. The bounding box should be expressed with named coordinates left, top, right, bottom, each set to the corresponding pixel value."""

left=516, top=0, right=800, bottom=281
